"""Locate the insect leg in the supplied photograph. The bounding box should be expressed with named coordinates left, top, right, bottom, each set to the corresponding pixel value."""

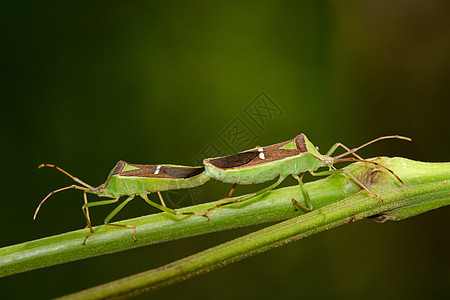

left=141, top=193, right=178, bottom=214
left=223, top=183, right=237, bottom=199
left=103, top=195, right=137, bottom=243
left=242, top=176, right=286, bottom=200
left=309, top=169, right=384, bottom=201
left=202, top=176, right=286, bottom=218
left=291, top=173, right=313, bottom=212
left=309, top=168, right=354, bottom=181
left=334, top=158, right=406, bottom=185
left=309, top=169, right=342, bottom=177
left=326, top=143, right=364, bottom=160
left=340, top=169, right=384, bottom=201
left=157, top=191, right=167, bottom=207
left=81, top=191, right=94, bottom=239
left=142, top=193, right=206, bottom=220
left=82, top=197, right=122, bottom=245
left=175, top=210, right=209, bottom=220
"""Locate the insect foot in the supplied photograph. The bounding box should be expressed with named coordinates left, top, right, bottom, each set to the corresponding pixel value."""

left=201, top=213, right=211, bottom=221
left=291, top=198, right=313, bottom=212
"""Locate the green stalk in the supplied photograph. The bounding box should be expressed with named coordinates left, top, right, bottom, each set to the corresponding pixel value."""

left=1, top=158, right=448, bottom=283
left=61, top=183, right=449, bottom=300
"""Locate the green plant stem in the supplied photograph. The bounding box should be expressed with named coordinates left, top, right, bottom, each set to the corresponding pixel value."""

left=61, top=181, right=449, bottom=300
left=1, top=158, right=448, bottom=281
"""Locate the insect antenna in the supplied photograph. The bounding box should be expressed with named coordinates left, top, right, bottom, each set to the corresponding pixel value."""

left=34, top=164, right=96, bottom=220
left=38, top=163, right=95, bottom=189
left=333, top=135, right=411, bottom=160
left=33, top=184, right=91, bottom=220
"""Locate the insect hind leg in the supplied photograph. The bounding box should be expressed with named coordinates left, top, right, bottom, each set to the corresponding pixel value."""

left=220, top=183, right=237, bottom=200
left=201, top=176, right=286, bottom=219
left=142, top=193, right=207, bottom=220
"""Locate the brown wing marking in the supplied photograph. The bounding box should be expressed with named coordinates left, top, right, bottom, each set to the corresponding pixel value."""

left=162, top=166, right=205, bottom=178
left=209, top=151, right=259, bottom=168
left=117, top=164, right=205, bottom=179
left=242, top=149, right=302, bottom=167
left=120, top=164, right=159, bottom=177
left=208, top=148, right=303, bottom=169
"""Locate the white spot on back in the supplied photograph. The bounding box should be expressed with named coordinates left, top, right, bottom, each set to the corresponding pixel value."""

left=154, top=165, right=161, bottom=175
left=258, top=147, right=265, bottom=159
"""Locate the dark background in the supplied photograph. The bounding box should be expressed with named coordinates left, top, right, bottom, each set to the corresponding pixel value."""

left=1, top=1, right=449, bottom=299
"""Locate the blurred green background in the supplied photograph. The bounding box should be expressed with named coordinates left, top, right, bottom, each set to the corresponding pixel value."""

left=1, top=1, right=449, bottom=299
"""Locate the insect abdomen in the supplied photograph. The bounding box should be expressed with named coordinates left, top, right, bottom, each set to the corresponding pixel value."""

left=205, top=162, right=281, bottom=185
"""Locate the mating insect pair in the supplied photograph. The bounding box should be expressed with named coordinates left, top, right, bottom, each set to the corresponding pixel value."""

left=34, top=134, right=411, bottom=244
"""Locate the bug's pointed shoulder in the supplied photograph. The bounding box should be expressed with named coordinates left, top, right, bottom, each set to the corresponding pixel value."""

left=276, top=134, right=307, bottom=151
left=99, top=160, right=128, bottom=191
left=108, top=160, right=146, bottom=178
left=111, top=160, right=128, bottom=175
left=294, top=133, right=308, bottom=152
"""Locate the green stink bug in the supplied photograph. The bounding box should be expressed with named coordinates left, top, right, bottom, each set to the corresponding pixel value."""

left=201, top=134, right=410, bottom=216
left=34, top=161, right=210, bottom=244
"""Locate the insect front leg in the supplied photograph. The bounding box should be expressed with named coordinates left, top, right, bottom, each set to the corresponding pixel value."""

left=339, top=169, right=384, bottom=201
left=82, top=197, right=123, bottom=245
left=81, top=191, right=94, bottom=240
left=291, top=173, right=313, bottom=212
